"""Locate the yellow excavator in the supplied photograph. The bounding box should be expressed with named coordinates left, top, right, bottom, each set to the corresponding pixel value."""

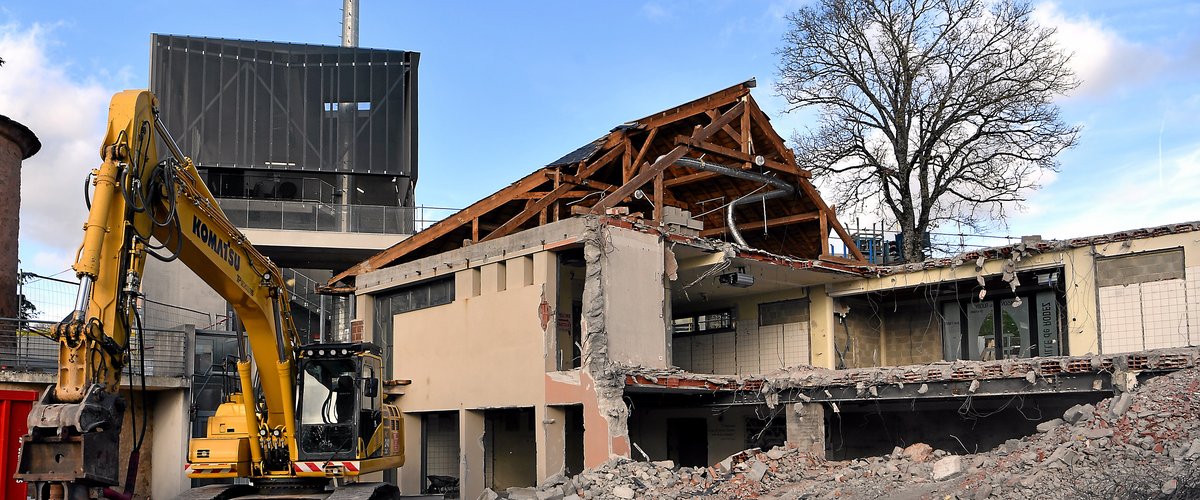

left=14, top=90, right=404, bottom=499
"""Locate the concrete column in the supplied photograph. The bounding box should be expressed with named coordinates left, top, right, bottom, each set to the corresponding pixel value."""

left=356, top=293, right=375, bottom=343
left=399, top=413, right=422, bottom=494
left=785, top=402, right=826, bottom=457
left=151, top=389, right=190, bottom=499
left=538, top=405, right=566, bottom=482
left=807, top=286, right=837, bottom=369
left=460, top=409, right=486, bottom=500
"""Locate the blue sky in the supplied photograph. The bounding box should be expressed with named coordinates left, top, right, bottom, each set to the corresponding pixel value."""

left=3, top=1, right=1199, bottom=275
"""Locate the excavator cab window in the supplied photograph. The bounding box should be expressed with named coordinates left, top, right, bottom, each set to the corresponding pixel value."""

left=298, top=355, right=361, bottom=458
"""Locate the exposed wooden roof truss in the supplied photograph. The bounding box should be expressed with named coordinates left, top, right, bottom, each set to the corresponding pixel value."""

left=329, top=79, right=866, bottom=286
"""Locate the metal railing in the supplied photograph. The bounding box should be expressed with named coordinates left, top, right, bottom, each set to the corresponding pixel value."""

left=215, top=199, right=459, bottom=234
left=0, top=318, right=188, bottom=378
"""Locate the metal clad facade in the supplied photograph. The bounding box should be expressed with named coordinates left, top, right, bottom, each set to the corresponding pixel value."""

left=149, top=35, right=418, bottom=188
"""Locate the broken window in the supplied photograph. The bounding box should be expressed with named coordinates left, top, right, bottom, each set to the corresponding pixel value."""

left=672, top=309, right=736, bottom=335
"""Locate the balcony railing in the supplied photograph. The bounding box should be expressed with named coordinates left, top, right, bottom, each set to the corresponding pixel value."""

left=0, top=318, right=188, bottom=378
left=215, top=199, right=459, bottom=235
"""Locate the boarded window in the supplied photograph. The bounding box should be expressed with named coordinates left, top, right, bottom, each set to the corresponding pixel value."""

left=1096, top=248, right=1184, bottom=287
left=759, top=299, right=809, bottom=326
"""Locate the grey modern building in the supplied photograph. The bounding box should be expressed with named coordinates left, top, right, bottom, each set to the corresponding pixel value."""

left=144, top=34, right=419, bottom=343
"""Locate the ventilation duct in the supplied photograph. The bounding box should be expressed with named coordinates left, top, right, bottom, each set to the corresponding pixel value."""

left=667, top=156, right=796, bottom=246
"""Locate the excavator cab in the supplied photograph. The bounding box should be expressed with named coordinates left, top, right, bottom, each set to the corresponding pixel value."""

left=296, top=342, right=386, bottom=463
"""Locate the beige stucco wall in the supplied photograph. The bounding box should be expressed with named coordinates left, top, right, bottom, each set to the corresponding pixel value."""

left=390, top=257, right=549, bottom=410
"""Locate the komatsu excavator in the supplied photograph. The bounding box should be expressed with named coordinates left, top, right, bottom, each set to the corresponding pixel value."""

left=13, top=90, right=404, bottom=499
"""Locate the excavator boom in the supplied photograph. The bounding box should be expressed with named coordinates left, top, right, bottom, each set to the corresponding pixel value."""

left=14, top=90, right=403, bottom=500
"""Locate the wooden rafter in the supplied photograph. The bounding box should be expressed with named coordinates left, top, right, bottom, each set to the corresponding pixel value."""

left=485, top=143, right=627, bottom=242
left=327, top=78, right=871, bottom=287
left=635, top=79, right=754, bottom=129
left=663, top=170, right=721, bottom=188
left=553, top=173, right=620, bottom=193
left=673, top=136, right=810, bottom=178
left=329, top=168, right=555, bottom=283
left=699, top=211, right=822, bottom=237
left=797, top=178, right=866, bottom=261
left=514, top=190, right=593, bottom=199
left=740, top=96, right=752, bottom=156
left=705, top=109, right=741, bottom=145
left=629, top=127, right=657, bottom=178
left=745, top=95, right=796, bottom=165
left=590, top=100, right=746, bottom=214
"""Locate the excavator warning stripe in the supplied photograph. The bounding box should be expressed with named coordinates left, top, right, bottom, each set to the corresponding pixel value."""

left=293, top=461, right=360, bottom=473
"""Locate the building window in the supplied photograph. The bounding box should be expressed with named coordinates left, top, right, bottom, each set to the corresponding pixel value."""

left=376, top=277, right=455, bottom=318
left=673, top=309, right=736, bottom=335
left=943, top=289, right=1062, bottom=361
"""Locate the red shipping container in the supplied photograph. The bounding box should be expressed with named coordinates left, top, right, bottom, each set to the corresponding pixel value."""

left=0, top=389, right=38, bottom=500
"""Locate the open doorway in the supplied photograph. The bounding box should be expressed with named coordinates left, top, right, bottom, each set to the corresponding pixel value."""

left=421, top=411, right=460, bottom=498
left=483, top=408, right=536, bottom=490
left=564, top=405, right=585, bottom=475
left=666, top=418, right=708, bottom=467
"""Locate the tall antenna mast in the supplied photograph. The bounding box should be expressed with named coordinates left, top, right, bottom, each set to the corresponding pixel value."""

left=342, top=0, right=359, bottom=47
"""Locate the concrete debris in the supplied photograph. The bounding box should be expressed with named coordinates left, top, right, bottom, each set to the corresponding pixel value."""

left=502, top=367, right=1200, bottom=499
left=747, top=460, right=769, bottom=482
left=610, top=485, right=635, bottom=499
left=931, top=455, right=963, bottom=481
left=1062, top=403, right=1095, bottom=425
left=1109, top=391, right=1134, bottom=418
left=1036, top=418, right=1064, bottom=433
left=903, top=442, right=934, bottom=463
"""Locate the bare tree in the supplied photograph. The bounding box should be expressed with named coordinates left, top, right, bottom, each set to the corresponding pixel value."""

left=776, top=0, right=1080, bottom=262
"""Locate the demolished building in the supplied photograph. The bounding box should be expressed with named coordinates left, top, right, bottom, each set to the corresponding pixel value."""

left=323, top=80, right=1200, bottom=499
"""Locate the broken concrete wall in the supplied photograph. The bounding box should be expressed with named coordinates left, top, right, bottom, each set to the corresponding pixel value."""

left=386, top=253, right=553, bottom=497
left=578, top=218, right=635, bottom=464
left=595, top=223, right=669, bottom=368
left=880, top=306, right=943, bottom=365
left=1093, top=238, right=1200, bottom=353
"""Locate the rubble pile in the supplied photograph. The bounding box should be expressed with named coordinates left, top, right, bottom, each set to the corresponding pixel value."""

left=484, top=367, right=1199, bottom=499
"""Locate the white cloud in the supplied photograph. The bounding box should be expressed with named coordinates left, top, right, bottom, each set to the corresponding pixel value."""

left=1012, top=141, right=1200, bottom=239
left=0, top=23, right=120, bottom=273
left=640, top=3, right=672, bottom=22
left=1033, top=2, right=1167, bottom=99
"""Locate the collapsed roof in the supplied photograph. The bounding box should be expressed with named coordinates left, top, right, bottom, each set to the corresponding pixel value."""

left=329, top=79, right=866, bottom=287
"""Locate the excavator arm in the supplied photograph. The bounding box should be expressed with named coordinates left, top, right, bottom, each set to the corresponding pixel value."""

left=15, top=90, right=303, bottom=499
